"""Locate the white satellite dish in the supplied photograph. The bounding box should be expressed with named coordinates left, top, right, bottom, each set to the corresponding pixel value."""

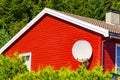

left=72, top=40, right=92, bottom=62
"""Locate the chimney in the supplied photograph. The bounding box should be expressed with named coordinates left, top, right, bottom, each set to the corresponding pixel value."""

left=106, top=9, right=120, bottom=25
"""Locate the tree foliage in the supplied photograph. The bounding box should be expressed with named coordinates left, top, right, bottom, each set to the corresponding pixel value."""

left=0, top=54, right=27, bottom=79
left=0, top=29, right=10, bottom=48
left=0, top=0, right=120, bottom=48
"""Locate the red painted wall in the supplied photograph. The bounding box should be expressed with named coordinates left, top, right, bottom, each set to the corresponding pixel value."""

left=104, top=39, right=120, bottom=71
left=104, top=40, right=115, bottom=71
left=4, top=14, right=102, bottom=71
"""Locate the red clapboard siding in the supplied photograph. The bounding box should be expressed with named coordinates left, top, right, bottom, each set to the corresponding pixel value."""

left=4, top=14, right=102, bottom=71
left=104, top=40, right=115, bottom=71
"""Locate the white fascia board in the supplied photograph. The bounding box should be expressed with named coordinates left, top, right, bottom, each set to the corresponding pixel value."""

left=0, top=8, right=109, bottom=54
left=45, top=8, right=109, bottom=37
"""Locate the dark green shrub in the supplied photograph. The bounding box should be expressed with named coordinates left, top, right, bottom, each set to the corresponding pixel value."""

left=0, top=54, right=27, bottom=80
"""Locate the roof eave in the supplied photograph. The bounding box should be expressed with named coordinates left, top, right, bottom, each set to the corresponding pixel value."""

left=45, top=8, right=109, bottom=37
left=109, top=32, right=120, bottom=39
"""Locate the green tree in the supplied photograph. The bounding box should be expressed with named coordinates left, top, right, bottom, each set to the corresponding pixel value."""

left=0, top=29, right=10, bottom=48
left=0, top=0, right=120, bottom=48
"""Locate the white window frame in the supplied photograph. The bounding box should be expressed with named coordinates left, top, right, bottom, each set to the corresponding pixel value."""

left=116, top=44, right=120, bottom=73
left=19, top=52, right=32, bottom=71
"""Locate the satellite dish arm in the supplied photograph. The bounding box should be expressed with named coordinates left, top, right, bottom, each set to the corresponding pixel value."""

left=77, top=57, right=89, bottom=67
left=77, top=57, right=88, bottom=62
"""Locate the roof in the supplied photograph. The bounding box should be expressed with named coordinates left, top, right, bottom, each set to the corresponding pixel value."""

left=61, top=11, right=120, bottom=34
left=0, top=8, right=118, bottom=54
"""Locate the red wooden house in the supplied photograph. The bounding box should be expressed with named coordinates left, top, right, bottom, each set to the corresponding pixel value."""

left=0, top=8, right=120, bottom=72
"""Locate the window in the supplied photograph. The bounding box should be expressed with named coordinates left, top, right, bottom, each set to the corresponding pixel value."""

left=116, top=44, right=120, bottom=73
left=19, top=52, right=32, bottom=71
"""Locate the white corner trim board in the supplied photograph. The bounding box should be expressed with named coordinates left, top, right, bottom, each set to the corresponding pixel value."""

left=0, top=8, right=109, bottom=54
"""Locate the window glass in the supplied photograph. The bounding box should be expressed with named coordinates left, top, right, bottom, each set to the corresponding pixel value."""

left=117, top=47, right=120, bottom=56
left=26, top=55, right=30, bottom=61
left=117, top=67, right=120, bottom=72
left=25, top=55, right=30, bottom=70
left=117, top=57, right=120, bottom=67
left=117, top=45, right=120, bottom=73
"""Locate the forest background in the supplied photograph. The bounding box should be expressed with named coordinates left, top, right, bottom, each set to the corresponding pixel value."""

left=0, top=0, right=120, bottom=48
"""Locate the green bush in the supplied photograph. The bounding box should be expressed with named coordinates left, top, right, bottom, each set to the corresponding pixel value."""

left=0, top=54, right=28, bottom=80
left=0, top=54, right=112, bottom=80
left=13, top=64, right=112, bottom=80
left=76, top=64, right=112, bottom=80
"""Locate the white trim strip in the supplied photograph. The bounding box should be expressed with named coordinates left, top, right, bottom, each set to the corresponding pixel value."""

left=0, top=8, right=109, bottom=54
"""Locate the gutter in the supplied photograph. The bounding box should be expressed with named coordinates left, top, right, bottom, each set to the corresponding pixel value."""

left=109, top=32, right=120, bottom=39
left=101, top=37, right=111, bottom=69
left=102, top=39, right=105, bottom=68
